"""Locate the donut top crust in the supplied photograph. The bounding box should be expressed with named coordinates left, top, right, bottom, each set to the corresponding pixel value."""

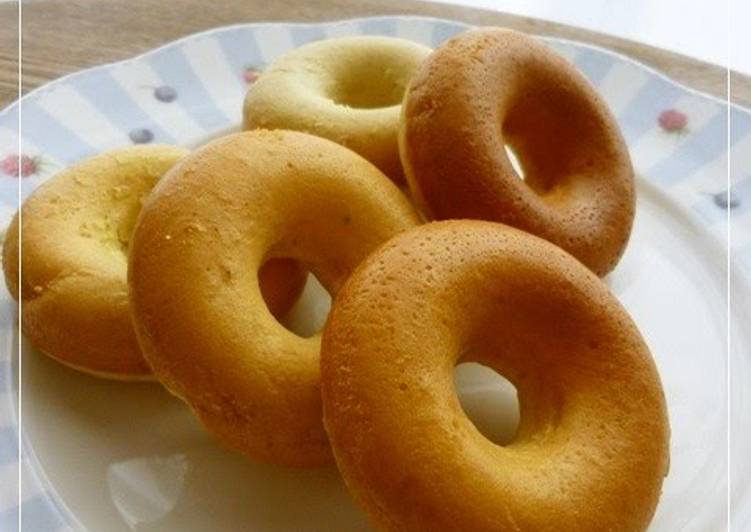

left=322, top=220, right=669, bottom=531
left=2, top=145, right=189, bottom=376
left=128, top=130, right=420, bottom=465
left=399, top=28, right=636, bottom=276
left=244, top=36, right=431, bottom=181
left=6, top=145, right=188, bottom=297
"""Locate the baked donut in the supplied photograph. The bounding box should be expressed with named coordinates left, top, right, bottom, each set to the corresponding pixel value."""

left=2, top=145, right=304, bottom=380
left=321, top=220, right=669, bottom=531
left=128, top=130, right=419, bottom=466
left=243, top=36, right=431, bottom=183
left=399, top=28, right=635, bottom=276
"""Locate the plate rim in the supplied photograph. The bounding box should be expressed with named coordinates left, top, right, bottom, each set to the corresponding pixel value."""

left=1, top=15, right=749, bottom=119
left=0, top=14, right=747, bottom=532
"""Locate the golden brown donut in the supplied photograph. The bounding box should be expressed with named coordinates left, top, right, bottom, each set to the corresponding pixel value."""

left=322, top=220, right=669, bottom=531
left=128, top=130, right=419, bottom=466
left=2, top=145, right=304, bottom=380
left=399, top=28, right=635, bottom=276
left=243, top=36, right=431, bottom=183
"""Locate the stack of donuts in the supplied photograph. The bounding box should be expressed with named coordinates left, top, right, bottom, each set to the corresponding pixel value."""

left=3, top=28, right=669, bottom=532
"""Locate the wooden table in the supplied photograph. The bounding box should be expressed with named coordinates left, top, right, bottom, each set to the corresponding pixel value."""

left=1, top=0, right=749, bottom=109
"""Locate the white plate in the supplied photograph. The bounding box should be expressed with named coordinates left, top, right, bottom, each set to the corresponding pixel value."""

left=0, top=16, right=749, bottom=532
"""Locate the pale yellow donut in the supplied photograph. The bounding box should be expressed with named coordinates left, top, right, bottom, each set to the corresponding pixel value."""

left=2, top=146, right=188, bottom=379
left=243, top=36, right=431, bottom=183
left=322, top=221, right=670, bottom=531
left=2, top=146, right=304, bottom=380
left=128, top=130, right=420, bottom=466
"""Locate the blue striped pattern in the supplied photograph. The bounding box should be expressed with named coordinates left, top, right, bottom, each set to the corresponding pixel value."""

left=692, top=194, right=728, bottom=225
left=427, top=19, right=466, bottom=45
left=1, top=131, right=20, bottom=195
left=738, top=243, right=751, bottom=281
left=731, top=176, right=751, bottom=216
left=651, top=112, right=728, bottom=187
left=619, top=77, right=684, bottom=142
left=6, top=104, right=95, bottom=164
left=0, top=362, right=7, bottom=394
left=0, top=427, right=17, bottom=464
left=214, top=28, right=263, bottom=90
left=73, top=69, right=176, bottom=145
left=731, top=109, right=751, bottom=144
left=148, top=46, right=232, bottom=129
left=0, top=494, right=65, bottom=532
left=574, top=48, right=614, bottom=85
left=359, top=17, right=398, bottom=37
left=0, top=16, right=748, bottom=530
left=288, top=24, right=329, bottom=45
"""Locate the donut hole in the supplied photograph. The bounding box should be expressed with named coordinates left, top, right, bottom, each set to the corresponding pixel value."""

left=280, top=273, right=332, bottom=338
left=325, top=54, right=412, bottom=109
left=327, top=71, right=405, bottom=109
left=454, top=362, right=520, bottom=446
left=501, top=80, right=611, bottom=195
left=504, top=145, right=525, bottom=180
left=258, top=259, right=331, bottom=338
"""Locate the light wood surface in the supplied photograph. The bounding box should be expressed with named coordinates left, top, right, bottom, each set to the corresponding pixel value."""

left=0, top=1, right=18, bottom=109
left=0, top=0, right=748, bottom=109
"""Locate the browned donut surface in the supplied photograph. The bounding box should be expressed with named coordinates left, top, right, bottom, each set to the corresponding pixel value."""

left=128, top=130, right=419, bottom=466
left=399, top=28, right=635, bottom=276
left=321, top=220, right=669, bottom=531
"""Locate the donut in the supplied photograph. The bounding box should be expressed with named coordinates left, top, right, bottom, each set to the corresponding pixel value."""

left=243, top=36, right=431, bottom=183
left=2, top=145, right=304, bottom=380
left=399, top=28, right=635, bottom=276
left=321, top=220, right=669, bottom=531
left=128, top=130, right=420, bottom=466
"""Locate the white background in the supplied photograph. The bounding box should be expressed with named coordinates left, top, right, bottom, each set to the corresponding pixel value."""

left=434, top=0, right=751, bottom=75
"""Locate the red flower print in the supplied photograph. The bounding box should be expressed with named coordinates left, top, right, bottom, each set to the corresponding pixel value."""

left=243, top=67, right=261, bottom=84
left=658, top=109, right=688, bottom=132
left=1, top=154, right=38, bottom=178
